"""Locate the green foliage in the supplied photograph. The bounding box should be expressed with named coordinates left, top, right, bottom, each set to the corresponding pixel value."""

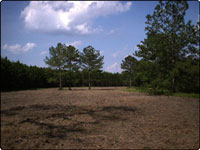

left=2, top=1, right=199, bottom=94
left=124, top=87, right=199, bottom=99
left=1, top=57, right=125, bottom=91
left=58, top=87, right=63, bottom=90
left=63, top=45, right=80, bottom=90
left=147, top=88, right=171, bottom=96
left=81, top=46, right=104, bottom=71
left=1, top=57, right=49, bottom=91
left=121, top=55, right=137, bottom=87
left=44, top=43, right=66, bottom=69
left=80, top=46, right=104, bottom=89
left=173, top=93, right=199, bottom=99
left=44, top=43, right=66, bottom=89
left=124, top=87, right=149, bottom=93
left=47, top=77, right=57, bottom=85
left=133, top=60, right=156, bottom=87
left=121, top=55, right=137, bottom=72
left=132, top=1, right=199, bottom=94
left=63, top=45, right=80, bottom=71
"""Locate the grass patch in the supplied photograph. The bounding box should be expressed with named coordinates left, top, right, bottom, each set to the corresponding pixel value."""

left=173, top=93, right=199, bottom=99
left=124, top=87, right=199, bottom=98
left=123, top=87, right=149, bottom=93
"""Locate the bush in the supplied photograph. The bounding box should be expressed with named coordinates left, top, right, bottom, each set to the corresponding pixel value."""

left=147, top=88, right=171, bottom=95
left=147, top=78, right=172, bottom=95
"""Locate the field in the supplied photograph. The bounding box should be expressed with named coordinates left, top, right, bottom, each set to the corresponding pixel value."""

left=1, top=87, right=199, bottom=149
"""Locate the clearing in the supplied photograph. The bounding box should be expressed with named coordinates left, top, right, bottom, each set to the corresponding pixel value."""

left=1, top=87, right=199, bottom=149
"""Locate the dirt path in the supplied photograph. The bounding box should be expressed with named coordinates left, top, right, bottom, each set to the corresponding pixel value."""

left=1, top=87, right=199, bottom=149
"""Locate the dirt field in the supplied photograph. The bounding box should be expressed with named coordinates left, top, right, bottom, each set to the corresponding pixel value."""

left=1, top=87, right=199, bottom=149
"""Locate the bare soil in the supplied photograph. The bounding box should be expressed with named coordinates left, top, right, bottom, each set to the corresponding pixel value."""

left=1, top=87, right=199, bottom=149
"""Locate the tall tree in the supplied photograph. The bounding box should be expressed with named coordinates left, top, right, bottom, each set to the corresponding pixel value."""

left=134, top=1, right=199, bottom=92
left=63, top=45, right=80, bottom=90
left=121, top=55, right=137, bottom=87
left=80, top=46, right=104, bottom=90
left=44, top=43, right=65, bottom=90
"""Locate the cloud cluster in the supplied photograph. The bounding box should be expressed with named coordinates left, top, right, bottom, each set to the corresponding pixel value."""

left=105, top=62, right=122, bottom=73
left=3, top=42, right=36, bottom=54
left=21, top=1, right=131, bottom=35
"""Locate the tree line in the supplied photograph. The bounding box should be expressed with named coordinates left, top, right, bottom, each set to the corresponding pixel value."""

left=121, top=1, right=199, bottom=94
left=1, top=1, right=199, bottom=94
left=1, top=56, right=127, bottom=91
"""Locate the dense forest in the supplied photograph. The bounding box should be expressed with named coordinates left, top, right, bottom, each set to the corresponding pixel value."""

left=121, top=1, right=199, bottom=94
left=1, top=56, right=126, bottom=91
left=1, top=1, right=199, bottom=94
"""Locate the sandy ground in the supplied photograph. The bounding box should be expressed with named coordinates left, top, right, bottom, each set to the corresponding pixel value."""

left=1, top=87, right=199, bottom=149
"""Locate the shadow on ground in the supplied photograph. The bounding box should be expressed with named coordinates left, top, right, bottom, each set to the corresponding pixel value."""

left=1, top=104, right=137, bottom=141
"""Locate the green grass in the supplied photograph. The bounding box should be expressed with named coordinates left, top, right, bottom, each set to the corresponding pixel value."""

left=173, top=93, right=199, bottom=99
left=123, top=87, right=199, bottom=99
left=123, top=87, right=149, bottom=93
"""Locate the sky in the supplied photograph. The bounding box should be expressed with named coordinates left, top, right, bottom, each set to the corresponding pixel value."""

left=1, top=1, right=199, bottom=73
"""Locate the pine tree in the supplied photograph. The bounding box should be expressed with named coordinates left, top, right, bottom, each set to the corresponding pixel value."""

left=80, top=46, right=104, bottom=90
left=44, top=43, right=65, bottom=90
left=121, top=55, right=137, bottom=87
left=134, top=1, right=199, bottom=93
left=63, top=45, right=80, bottom=90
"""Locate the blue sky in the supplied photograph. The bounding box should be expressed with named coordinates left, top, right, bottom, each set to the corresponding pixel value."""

left=1, top=1, right=199, bottom=73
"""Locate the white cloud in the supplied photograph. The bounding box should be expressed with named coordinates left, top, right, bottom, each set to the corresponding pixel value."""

left=40, top=50, right=48, bottom=56
left=3, top=42, right=36, bottom=54
left=21, top=1, right=131, bottom=35
left=106, top=28, right=119, bottom=35
left=65, top=40, right=82, bottom=47
left=23, top=43, right=36, bottom=52
left=105, top=62, right=122, bottom=73
left=112, top=47, right=128, bottom=58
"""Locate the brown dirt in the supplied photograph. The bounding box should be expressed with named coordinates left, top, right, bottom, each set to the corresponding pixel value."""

left=1, top=87, right=199, bottom=149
